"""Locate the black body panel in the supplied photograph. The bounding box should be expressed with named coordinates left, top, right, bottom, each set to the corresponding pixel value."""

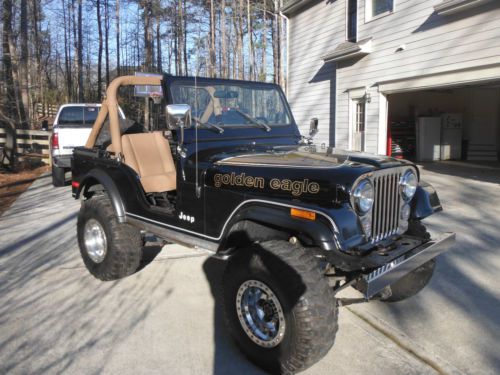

left=71, top=74, right=444, bottom=272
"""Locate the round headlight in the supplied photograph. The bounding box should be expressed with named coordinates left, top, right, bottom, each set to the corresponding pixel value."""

left=401, top=169, right=418, bottom=201
left=353, top=179, right=374, bottom=215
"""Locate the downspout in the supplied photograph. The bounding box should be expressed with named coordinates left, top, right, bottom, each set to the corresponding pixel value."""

left=279, top=11, right=290, bottom=96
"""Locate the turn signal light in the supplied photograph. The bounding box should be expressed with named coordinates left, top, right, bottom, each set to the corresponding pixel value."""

left=71, top=181, right=80, bottom=189
left=290, top=208, right=316, bottom=221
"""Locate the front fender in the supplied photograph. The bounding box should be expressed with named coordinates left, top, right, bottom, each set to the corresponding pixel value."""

left=411, top=181, right=442, bottom=220
left=221, top=201, right=340, bottom=252
left=75, top=168, right=127, bottom=222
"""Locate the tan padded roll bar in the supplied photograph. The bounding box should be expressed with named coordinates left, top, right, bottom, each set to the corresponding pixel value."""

left=85, top=75, right=163, bottom=155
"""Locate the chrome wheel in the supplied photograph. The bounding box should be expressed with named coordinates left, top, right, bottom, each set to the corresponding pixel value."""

left=83, top=219, right=107, bottom=263
left=236, top=280, right=286, bottom=348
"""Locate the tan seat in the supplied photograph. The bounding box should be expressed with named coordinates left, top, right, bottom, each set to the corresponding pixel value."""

left=122, top=132, right=176, bottom=193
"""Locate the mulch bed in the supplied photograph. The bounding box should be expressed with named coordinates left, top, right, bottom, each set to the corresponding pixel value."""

left=0, top=164, right=50, bottom=216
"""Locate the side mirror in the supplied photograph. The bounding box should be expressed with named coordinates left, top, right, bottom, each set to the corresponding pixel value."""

left=166, top=104, right=191, bottom=148
left=309, top=118, right=319, bottom=137
left=166, top=104, right=192, bottom=130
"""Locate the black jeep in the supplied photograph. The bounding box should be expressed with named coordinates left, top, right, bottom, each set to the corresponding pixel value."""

left=72, top=74, right=455, bottom=374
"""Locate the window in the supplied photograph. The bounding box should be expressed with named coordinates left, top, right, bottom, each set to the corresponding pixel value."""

left=352, top=101, right=366, bottom=151
left=58, top=106, right=100, bottom=126
left=347, top=0, right=358, bottom=42
left=366, top=0, right=393, bottom=21
left=170, top=80, right=292, bottom=127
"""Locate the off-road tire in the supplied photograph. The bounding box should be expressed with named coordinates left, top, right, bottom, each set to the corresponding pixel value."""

left=222, top=240, right=338, bottom=374
left=52, top=165, right=66, bottom=187
left=77, top=194, right=142, bottom=281
left=379, top=221, right=435, bottom=303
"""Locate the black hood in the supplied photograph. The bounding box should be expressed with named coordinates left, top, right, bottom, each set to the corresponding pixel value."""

left=202, top=144, right=414, bottom=204
left=210, top=145, right=412, bottom=170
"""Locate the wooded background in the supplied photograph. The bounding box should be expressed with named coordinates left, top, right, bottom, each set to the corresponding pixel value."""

left=0, top=0, right=287, bottom=134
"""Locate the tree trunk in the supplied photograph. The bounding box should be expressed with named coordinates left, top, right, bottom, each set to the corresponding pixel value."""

left=177, top=0, right=183, bottom=75
left=116, top=0, right=121, bottom=76
left=235, top=0, right=244, bottom=80
left=220, top=0, right=227, bottom=78
left=261, top=0, right=267, bottom=82
left=247, top=0, right=254, bottom=81
left=19, top=0, right=30, bottom=126
left=104, top=0, right=110, bottom=85
left=1, top=0, right=18, bottom=169
left=156, top=12, right=162, bottom=72
left=77, top=0, right=84, bottom=102
left=209, top=0, right=216, bottom=78
left=62, top=0, right=72, bottom=101
left=33, top=0, right=44, bottom=111
left=183, top=0, right=188, bottom=76
left=97, top=0, right=103, bottom=101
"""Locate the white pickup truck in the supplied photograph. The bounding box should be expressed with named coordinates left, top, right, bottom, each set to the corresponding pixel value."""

left=50, top=104, right=125, bottom=186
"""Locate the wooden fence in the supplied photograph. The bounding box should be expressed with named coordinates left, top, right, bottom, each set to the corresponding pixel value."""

left=35, top=103, right=59, bottom=118
left=0, top=128, right=51, bottom=164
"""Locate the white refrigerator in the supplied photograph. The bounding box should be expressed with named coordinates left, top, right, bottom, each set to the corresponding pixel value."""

left=417, top=117, right=442, bottom=162
left=441, top=113, right=463, bottom=160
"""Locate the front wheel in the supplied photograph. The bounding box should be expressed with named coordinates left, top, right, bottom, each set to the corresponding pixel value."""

left=222, top=240, right=338, bottom=374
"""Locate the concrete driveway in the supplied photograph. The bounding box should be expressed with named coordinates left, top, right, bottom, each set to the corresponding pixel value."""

left=0, top=162, right=498, bottom=374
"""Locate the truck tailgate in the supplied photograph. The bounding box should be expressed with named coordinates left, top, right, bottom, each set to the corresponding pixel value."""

left=55, top=126, right=93, bottom=156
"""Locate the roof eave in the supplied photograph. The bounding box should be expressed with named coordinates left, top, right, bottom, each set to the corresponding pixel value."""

left=434, top=0, right=494, bottom=15
left=281, top=0, right=316, bottom=16
left=321, top=39, right=373, bottom=62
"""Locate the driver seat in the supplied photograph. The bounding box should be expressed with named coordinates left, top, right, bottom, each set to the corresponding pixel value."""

left=121, top=132, right=176, bottom=193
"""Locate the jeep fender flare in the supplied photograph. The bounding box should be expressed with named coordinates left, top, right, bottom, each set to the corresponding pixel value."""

left=75, top=168, right=126, bottom=223
left=411, top=181, right=442, bottom=220
left=220, top=200, right=341, bottom=252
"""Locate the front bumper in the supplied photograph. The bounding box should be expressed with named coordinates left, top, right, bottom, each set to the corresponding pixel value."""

left=356, top=232, right=456, bottom=299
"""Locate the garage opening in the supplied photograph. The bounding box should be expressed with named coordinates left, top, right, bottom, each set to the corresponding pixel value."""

left=386, top=83, right=500, bottom=162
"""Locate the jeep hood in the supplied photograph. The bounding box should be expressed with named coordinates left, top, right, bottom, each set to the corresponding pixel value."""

left=212, top=145, right=410, bottom=170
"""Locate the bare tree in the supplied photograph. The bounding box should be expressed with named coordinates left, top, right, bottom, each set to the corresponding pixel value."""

left=209, top=0, right=216, bottom=78
left=96, top=0, right=103, bottom=100
left=77, top=0, right=84, bottom=101
left=116, top=0, right=121, bottom=76
left=2, top=0, right=18, bottom=168
left=19, top=0, right=30, bottom=125
left=220, top=0, right=227, bottom=78
left=104, top=0, right=110, bottom=85
left=247, top=0, right=255, bottom=81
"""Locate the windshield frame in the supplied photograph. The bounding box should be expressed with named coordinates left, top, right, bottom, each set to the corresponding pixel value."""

left=163, top=75, right=296, bottom=130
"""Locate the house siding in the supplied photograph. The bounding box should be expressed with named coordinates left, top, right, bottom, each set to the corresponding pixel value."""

left=287, top=1, right=345, bottom=145
left=287, top=0, right=500, bottom=153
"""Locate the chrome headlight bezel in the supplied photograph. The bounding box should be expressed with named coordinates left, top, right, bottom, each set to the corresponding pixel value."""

left=400, top=169, right=418, bottom=202
left=352, top=179, right=374, bottom=216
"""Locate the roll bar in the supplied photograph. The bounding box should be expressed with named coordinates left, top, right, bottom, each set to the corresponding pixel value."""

left=85, top=75, right=163, bottom=155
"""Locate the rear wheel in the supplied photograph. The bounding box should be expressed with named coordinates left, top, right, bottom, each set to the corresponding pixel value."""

left=51, top=165, right=66, bottom=187
left=222, top=240, right=338, bottom=374
left=77, top=194, right=142, bottom=280
left=379, top=221, right=436, bottom=303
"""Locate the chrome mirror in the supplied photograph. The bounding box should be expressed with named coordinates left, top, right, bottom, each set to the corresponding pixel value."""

left=166, top=104, right=191, bottom=148
left=166, top=104, right=192, bottom=130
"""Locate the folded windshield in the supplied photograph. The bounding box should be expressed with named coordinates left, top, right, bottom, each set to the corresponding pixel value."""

left=169, top=81, right=292, bottom=128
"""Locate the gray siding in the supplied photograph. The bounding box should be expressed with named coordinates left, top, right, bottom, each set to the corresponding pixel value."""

left=288, top=0, right=500, bottom=153
left=287, top=1, right=346, bottom=145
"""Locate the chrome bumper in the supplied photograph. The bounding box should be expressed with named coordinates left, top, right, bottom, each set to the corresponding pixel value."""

left=356, top=232, right=456, bottom=299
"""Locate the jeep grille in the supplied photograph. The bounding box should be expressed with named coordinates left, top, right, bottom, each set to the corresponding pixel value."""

left=371, top=169, right=403, bottom=243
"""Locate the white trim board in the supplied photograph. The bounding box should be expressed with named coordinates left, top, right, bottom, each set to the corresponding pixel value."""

left=377, top=64, right=500, bottom=94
